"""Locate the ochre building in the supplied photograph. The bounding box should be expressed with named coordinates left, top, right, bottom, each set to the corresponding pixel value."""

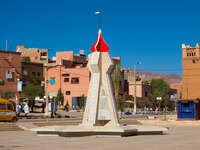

left=182, top=43, right=200, bottom=99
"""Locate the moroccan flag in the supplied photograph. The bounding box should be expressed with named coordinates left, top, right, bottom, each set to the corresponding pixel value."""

left=91, top=29, right=110, bottom=52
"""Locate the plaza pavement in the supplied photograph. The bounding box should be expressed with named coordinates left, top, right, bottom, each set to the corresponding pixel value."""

left=0, top=125, right=200, bottom=150
left=1, top=111, right=200, bottom=150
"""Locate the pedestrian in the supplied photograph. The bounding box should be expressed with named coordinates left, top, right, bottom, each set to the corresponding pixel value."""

left=23, top=103, right=30, bottom=117
left=16, top=104, right=21, bottom=116
left=64, top=104, right=69, bottom=112
left=42, top=102, right=45, bottom=113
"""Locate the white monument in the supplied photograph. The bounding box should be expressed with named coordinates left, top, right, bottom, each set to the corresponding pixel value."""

left=82, top=29, right=119, bottom=127
left=31, top=29, right=168, bottom=137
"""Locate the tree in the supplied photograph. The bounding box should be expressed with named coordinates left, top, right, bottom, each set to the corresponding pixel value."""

left=0, top=90, right=15, bottom=99
left=22, top=85, right=44, bottom=100
left=32, top=77, right=41, bottom=85
left=148, top=79, right=171, bottom=111
left=111, top=64, right=121, bottom=110
left=55, top=88, right=64, bottom=105
left=22, top=57, right=30, bottom=62
left=119, top=95, right=126, bottom=112
left=79, top=94, right=85, bottom=110
left=137, top=98, right=153, bottom=110
left=22, top=77, right=44, bottom=100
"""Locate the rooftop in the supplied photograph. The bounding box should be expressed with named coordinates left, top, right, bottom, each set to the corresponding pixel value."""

left=0, top=50, right=21, bottom=55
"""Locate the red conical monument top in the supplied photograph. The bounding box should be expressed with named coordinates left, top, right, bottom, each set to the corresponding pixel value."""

left=91, top=29, right=110, bottom=52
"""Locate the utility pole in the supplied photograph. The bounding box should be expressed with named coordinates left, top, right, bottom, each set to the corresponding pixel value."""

left=133, top=62, right=141, bottom=114
left=156, top=97, right=162, bottom=119
left=6, top=40, right=7, bottom=51
left=44, top=64, right=49, bottom=117
left=133, top=65, right=137, bottom=114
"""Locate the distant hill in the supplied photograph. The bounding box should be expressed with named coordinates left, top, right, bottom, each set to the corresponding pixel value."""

left=137, top=71, right=182, bottom=85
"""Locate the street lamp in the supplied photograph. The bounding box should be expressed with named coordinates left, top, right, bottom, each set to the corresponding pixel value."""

left=133, top=61, right=141, bottom=114
left=49, top=95, right=54, bottom=118
left=44, top=63, right=49, bottom=117
left=156, top=97, right=162, bottom=119
left=95, top=11, right=102, bottom=29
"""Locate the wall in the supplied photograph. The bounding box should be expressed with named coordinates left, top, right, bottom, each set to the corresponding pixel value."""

left=0, top=50, right=21, bottom=93
left=46, top=65, right=90, bottom=106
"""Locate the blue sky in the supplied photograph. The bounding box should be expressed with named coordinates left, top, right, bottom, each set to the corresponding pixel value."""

left=1, top=0, right=200, bottom=75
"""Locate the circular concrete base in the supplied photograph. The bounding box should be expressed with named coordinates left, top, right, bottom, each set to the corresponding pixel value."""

left=31, top=125, right=168, bottom=137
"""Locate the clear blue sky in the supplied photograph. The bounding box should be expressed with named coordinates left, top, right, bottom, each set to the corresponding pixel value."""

left=1, top=0, right=200, bottom=75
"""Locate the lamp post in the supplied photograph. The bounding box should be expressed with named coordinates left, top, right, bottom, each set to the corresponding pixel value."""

left=95, top=11, right=101, bottom=29
left=133, top=62, right=141, bottom=114
left=156, top=97, right=162, bottom=119
left=44, top=63, right=49, bottom=117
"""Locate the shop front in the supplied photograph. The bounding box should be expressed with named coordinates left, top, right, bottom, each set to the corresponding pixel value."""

left=177, top=99, right=200, bottom=120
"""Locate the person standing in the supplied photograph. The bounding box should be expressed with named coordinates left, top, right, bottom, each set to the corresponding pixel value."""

left=24, top=103, right=29, bottom=117
left=16, top=104, right=21, bottom=116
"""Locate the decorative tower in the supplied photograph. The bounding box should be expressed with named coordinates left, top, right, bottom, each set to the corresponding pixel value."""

left=182, top=43, right=200, bottom=99
left=82, top=29, right=120, bottom=127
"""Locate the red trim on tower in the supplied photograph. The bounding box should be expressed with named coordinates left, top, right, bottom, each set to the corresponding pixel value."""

left=91, top=29, right=109, bottom=52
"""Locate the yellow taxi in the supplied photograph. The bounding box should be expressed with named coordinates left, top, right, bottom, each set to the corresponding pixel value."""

left=0, top=98, right=18, bottom=122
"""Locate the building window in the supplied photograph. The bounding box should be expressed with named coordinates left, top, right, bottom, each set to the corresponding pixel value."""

left=66, top=91, right=71, bottom=95
left=23, top=70, right=28, bottom=76
left=64, top=78, right=69, bottom=82
left=0, top=103, right=6, bottom=110
left=37, top=72, right=41, bottom=76
left=41, top=52, right=47, bottom=56
left=40, top=57, right=47, bottom=61
left=0, top=78, right=4, bottom=85
left=62, top=73, right=70, bottom=77
left=7, top=104, right=13, bottom=110
left=5, top=69, right=13, bottom=79
left=32, top=72, right=36, bottom=76
left=71, top=77, right=79, bottom=84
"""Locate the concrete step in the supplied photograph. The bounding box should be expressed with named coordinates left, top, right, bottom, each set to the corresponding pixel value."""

left=0, top=123, right=24, bottom=131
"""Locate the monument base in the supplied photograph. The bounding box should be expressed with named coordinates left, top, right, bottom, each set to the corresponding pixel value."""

left=31, top=125, right=168, bottom=137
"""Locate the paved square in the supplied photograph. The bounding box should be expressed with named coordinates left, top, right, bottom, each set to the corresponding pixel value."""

left=0, top=125, right=200, bottom=150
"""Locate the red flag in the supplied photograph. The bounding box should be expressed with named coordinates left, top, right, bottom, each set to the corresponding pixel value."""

left=91, top=29, right=109, bottom=52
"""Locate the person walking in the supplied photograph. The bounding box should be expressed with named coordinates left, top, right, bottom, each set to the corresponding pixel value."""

left=24, top=103, right=30, bottom=117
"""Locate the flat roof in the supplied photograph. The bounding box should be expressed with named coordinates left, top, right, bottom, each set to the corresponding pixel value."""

left=0, top=50, right=21, bottom=55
